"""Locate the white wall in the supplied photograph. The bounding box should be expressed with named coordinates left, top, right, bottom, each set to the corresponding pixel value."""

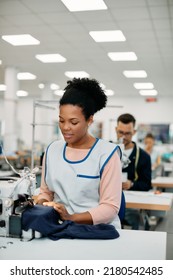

left=0, top=96, right=173, bottom=152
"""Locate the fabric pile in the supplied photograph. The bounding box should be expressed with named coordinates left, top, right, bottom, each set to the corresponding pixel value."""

left=22, top=205, right=119, bottom=240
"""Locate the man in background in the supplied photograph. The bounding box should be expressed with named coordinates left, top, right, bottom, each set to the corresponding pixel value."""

left=116, top=113, right=152, bottom=229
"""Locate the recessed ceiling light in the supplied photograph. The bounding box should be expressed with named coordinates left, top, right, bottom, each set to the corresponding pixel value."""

left=134, top=83, right=154, bottom=89
left=139, top=90, right=158, bottom=96
left=65, top=71, right=90, bottom=78
left=108, top=52, right=137, bottom=61
left=17, top=72, right=36, bottom=80
left=35, top=54, right=66, bottom=63
left=2, top=34, right=40, bottom=46
left=38, top=83, right=45, bottom=89
left=0, top=84, right=6, bottom=91
left=105, top=89, right=114, bottom=96
left=60, top=0, right=107, bottom=11
left=89, top=30, right=126, bottom=42
left=50, top=83, right=60, bottom=90
left=16, top=90, right=28, bottom=97
left=54, top=90, right=64, bottom=96
left=123, top=70, right=147, bottom=78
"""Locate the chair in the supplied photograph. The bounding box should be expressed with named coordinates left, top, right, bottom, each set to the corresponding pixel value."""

left=118, top=191, right=126, bottom=223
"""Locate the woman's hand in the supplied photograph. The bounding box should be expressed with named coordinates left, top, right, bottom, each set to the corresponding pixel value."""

left=43, top=201, right=71, bottom=221
left=42, top=202, right=93, bottom=224
left=36, top=198, right=48, bottom=205
left=122, top=180, right=133, bottom=190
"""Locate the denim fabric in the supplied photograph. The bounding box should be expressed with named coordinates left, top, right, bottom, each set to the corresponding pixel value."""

left=22, top=205, right=119, bottom=240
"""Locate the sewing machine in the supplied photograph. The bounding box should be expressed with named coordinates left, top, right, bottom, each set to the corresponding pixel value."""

left=0, top=167, right=38, bottom=240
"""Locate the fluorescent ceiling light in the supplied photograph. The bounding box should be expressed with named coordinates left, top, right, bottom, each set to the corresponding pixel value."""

left=139, top=90, right=158, bottom=96
left=50, top=83, right=60, bottom=90
left=36, top=54, right=66, bottom=63
left=0, top=84, right=6, bottom=91
left=105, top=89, right=114, bottom=96
left=89, top=30, right=126, bottom=42
left=134, top=83, right=154, bottom=89
left=0, top=60, right=2, bottom=65
left=108, top=52, right=137, bottom=61
left=54, top=90, right=64, bottom=96
left=123, top=70, right=147, bottom=78
left=2, top=34, right=40, bottom=46
left=60, top=0, right=107, bottom=11
left=65, top=71, right=90, bottom=78
left=17, top=72, right=36, bottom=80
left=17, top=90, right=28, bottom=97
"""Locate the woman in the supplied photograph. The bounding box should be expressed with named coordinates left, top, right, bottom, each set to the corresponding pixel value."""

left=36, top=78, right=122, bottom=228
left=144, top=133, right=161, bottom=171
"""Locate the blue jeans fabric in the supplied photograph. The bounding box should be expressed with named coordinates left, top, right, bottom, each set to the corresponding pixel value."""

left=22, top=205, right=119, bottom=240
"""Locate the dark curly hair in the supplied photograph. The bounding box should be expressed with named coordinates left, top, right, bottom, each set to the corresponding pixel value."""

left=59, top=78, right=107, bottom=120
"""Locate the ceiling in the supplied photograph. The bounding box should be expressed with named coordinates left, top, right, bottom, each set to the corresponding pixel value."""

left=0, top=0, right=173, bottom=100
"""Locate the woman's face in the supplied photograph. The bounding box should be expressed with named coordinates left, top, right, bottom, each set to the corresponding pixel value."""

left=144, top=137, right=154, bottom=149
left=59, top=104, right=92, bottom=147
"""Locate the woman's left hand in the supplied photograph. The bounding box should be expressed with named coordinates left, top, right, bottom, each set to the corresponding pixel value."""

left=43, top=201, right=71, bottom=221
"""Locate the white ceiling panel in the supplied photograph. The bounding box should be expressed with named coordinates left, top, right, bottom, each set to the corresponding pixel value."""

left=73, top=10, right=113, bottom=23
left=4, top=14, right=43, bottom=25
left=153, top=19, right=172, bottom=30
left=149, top=6, right=170, bottom=19
left=81, top=21, right=119, bottom=31
left=24, top=25, right=56, bottom=36
left=106, top=0, right=146, bottom=8
left=148, top=0, right=169, bottom=5
left=111, top=7, right=150, bottom=20
left=170, top=6, right=173, bottom=16
left=0, top=0, right=30, bottom=15
left=38, top=12, right=77, bottom=24
left=21, top=0, right=66, bottom=13
left=117, top=20, right=153, bottom=30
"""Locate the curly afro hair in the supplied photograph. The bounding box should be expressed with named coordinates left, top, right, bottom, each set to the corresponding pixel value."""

left=59, top=78, right=107, bottom=120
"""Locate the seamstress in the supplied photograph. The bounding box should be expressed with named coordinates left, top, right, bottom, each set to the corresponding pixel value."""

left=36, top=77, right=122, bottom=228
left=115, top=113, right=152, bottom=229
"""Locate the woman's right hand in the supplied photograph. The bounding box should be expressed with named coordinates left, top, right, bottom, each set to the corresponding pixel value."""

left=42, top=201, right=56, bottom=207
